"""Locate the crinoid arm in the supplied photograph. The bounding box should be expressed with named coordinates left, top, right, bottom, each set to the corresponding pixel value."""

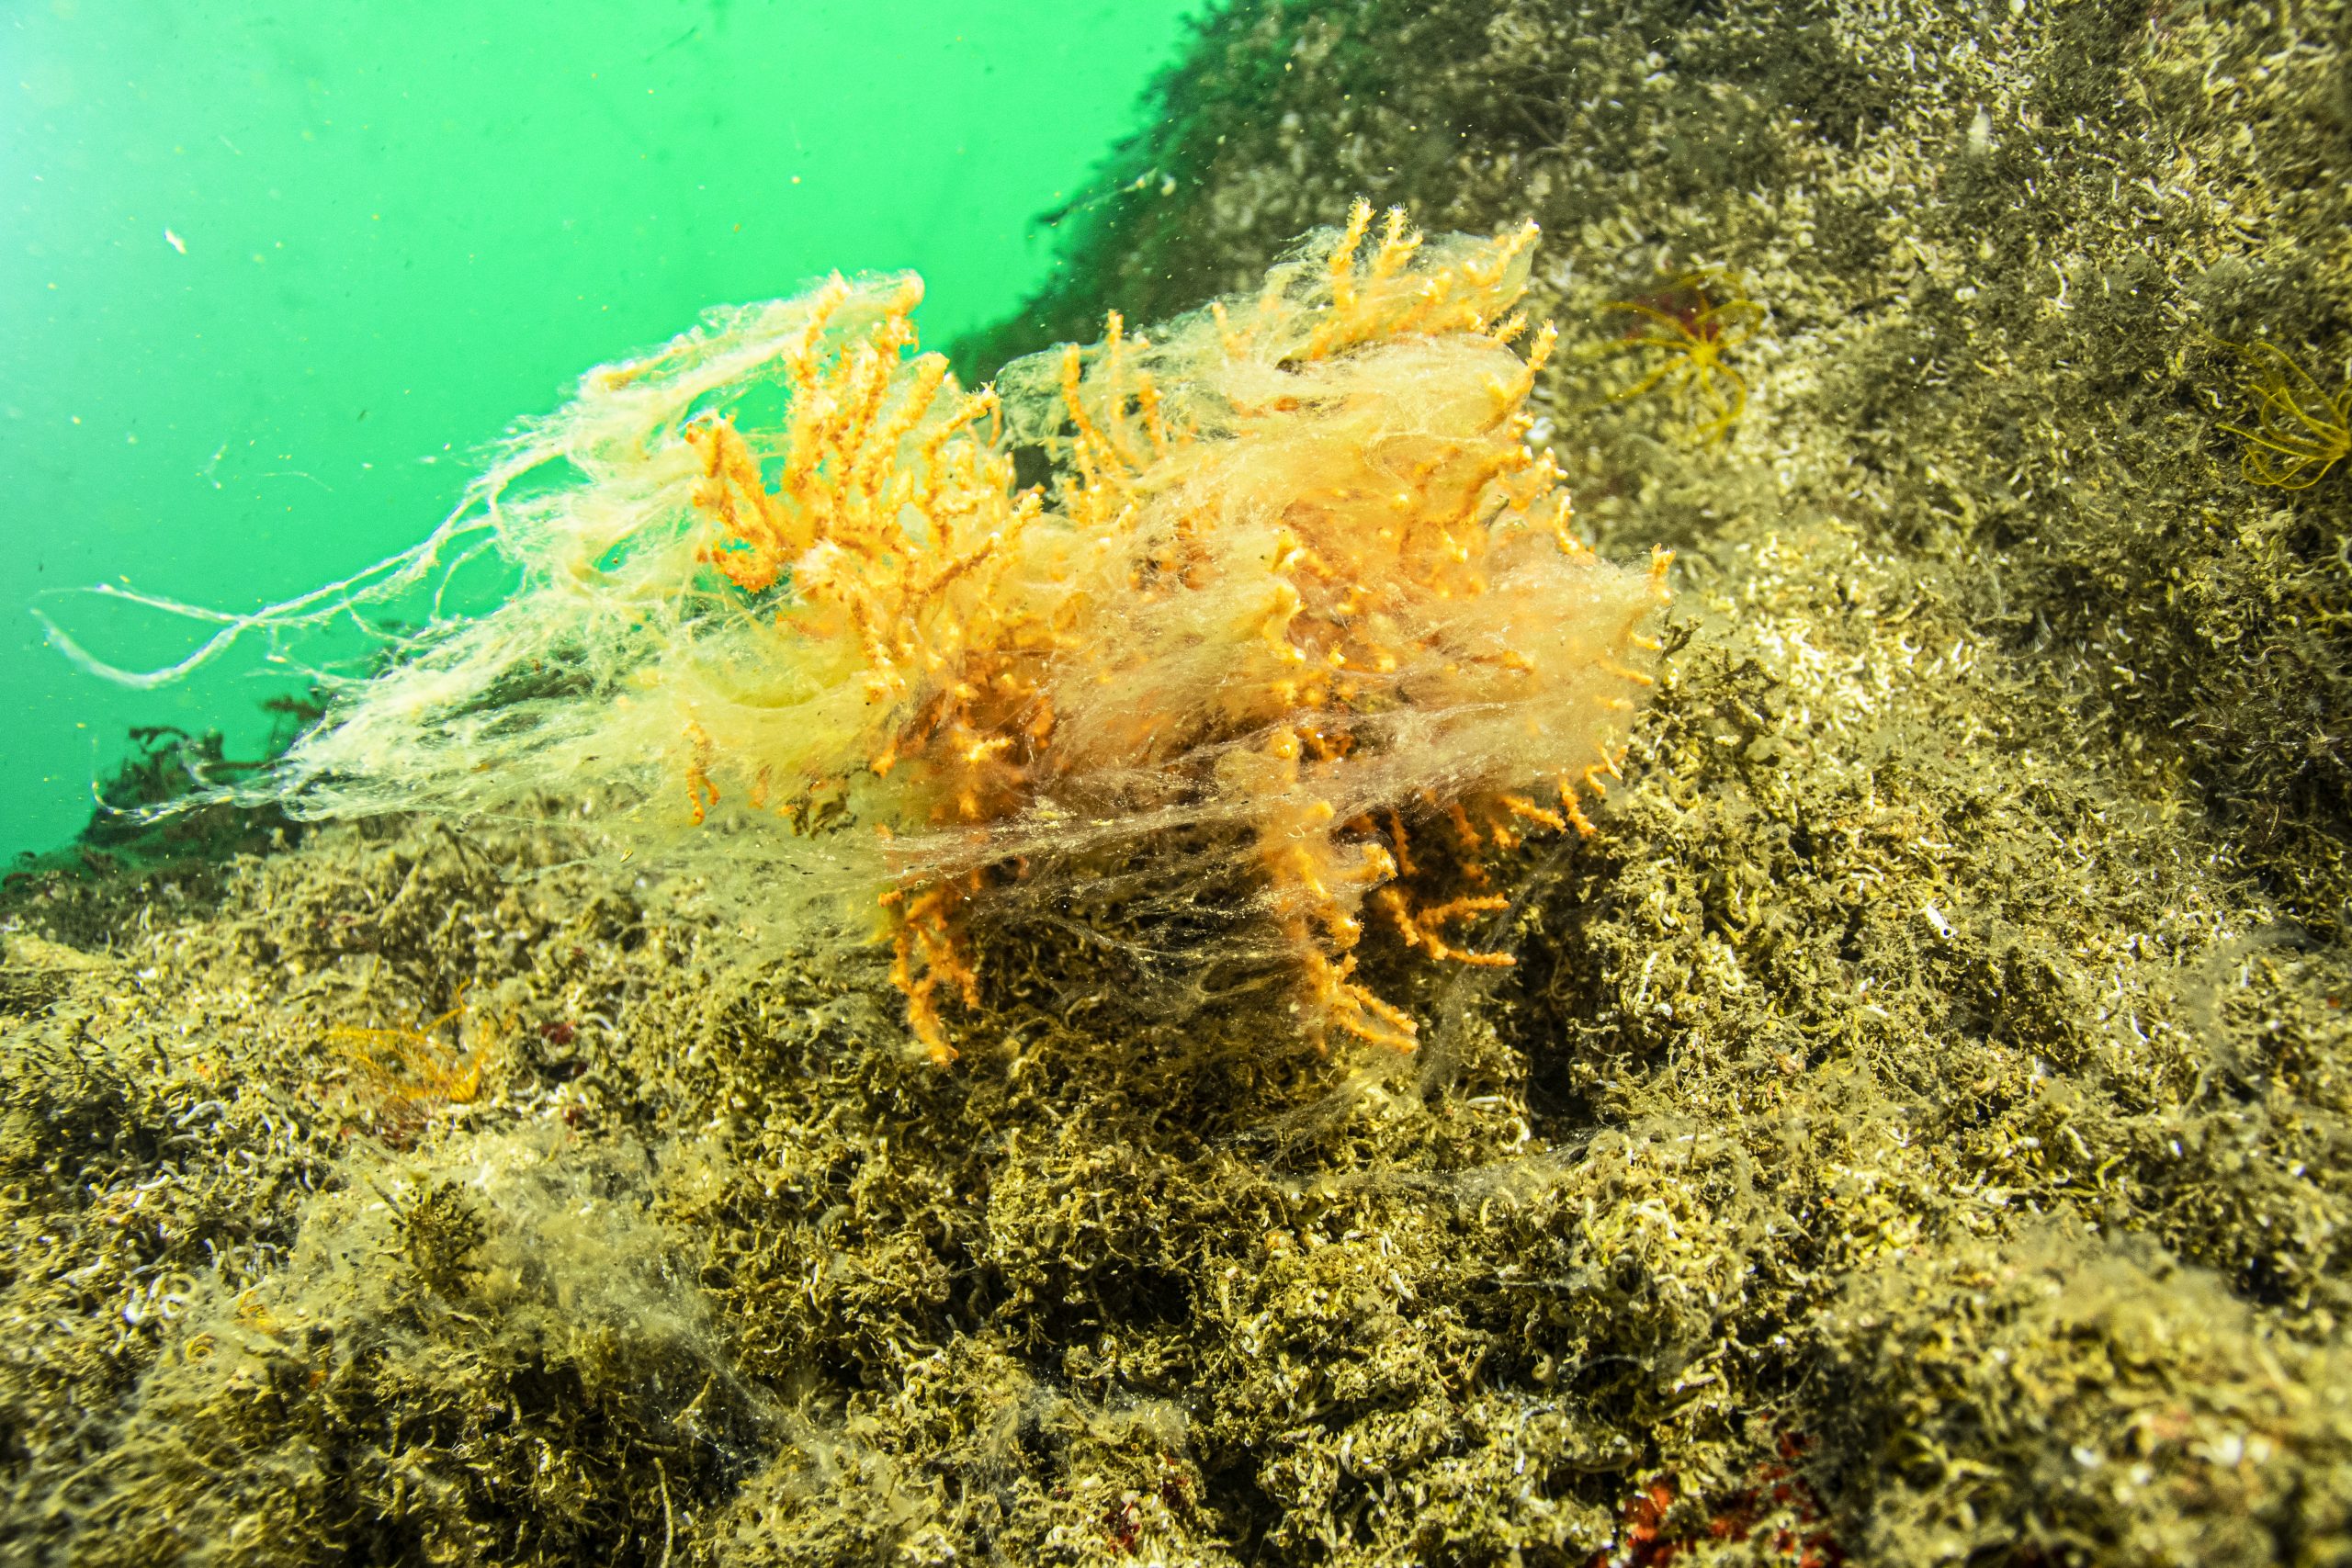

left=2218, top=340, right=2352, bottom=491
left=1589, top=269, right=1765, bottom=446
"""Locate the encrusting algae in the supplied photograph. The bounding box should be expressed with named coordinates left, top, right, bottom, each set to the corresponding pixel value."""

left=75, top=203, right=1670, bottom=1063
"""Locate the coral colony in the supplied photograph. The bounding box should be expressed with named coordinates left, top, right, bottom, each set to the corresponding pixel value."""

left=123, top=204, right=1671, bottom=1060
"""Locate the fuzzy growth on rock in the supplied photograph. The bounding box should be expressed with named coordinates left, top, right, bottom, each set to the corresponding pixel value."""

left=93, top=206, right=1669, bottom=1061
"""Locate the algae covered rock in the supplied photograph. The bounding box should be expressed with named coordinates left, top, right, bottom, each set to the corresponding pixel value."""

left=9, top=0, right=2352, bottom=1564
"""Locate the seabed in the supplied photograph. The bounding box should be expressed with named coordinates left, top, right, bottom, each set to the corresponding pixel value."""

left=6, top=2, right=2351, bottom=1563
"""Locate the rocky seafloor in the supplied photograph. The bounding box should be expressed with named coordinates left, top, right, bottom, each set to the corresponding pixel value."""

left=5, top=1, right=2350, bottom=1562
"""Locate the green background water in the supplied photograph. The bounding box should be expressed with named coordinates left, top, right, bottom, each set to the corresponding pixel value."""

left=5, top=0, right=1194, bottom=860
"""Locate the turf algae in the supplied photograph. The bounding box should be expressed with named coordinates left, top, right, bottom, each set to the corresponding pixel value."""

left=9, top=1, right=2352, bottom=1563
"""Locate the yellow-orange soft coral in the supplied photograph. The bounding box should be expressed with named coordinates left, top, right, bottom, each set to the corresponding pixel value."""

left=674, top=200, right=1670, bottom=1058
left=217, top=202, right=1669, bottom=1065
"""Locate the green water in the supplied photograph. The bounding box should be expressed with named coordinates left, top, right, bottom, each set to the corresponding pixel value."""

left=4, top=0, right=1194, bottom=859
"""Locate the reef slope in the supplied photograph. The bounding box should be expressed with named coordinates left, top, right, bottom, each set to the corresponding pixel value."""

left=6, top=2, right=2352, bottom=1563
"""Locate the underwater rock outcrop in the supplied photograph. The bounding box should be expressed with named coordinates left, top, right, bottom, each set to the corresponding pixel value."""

left=8, top=1, right=2352, bottom=1564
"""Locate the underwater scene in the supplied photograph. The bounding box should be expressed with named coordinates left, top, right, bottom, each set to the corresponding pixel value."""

left=5, top=0, right=2351, bottom=1562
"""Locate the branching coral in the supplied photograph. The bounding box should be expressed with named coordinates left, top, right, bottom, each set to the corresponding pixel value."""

left=90, top=203, right=1670, bottom=1063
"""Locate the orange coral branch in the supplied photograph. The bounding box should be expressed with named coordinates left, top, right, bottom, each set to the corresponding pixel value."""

left=666, top=203, right=1668, bottom=1060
